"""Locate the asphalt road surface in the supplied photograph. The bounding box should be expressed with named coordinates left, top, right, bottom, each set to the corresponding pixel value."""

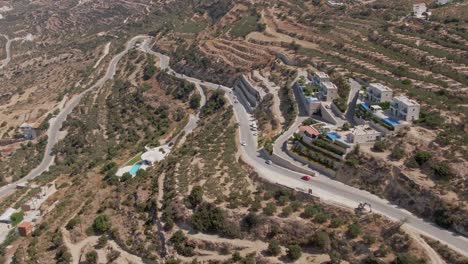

left=140, top=37, right=468, bottom=257
left=0, top=35, right=147, bottom=198
left=3, top=35, right=466, bottom=257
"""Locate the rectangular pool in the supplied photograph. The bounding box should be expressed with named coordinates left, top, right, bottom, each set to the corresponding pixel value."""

left=383, top=117, right=400, bottom=127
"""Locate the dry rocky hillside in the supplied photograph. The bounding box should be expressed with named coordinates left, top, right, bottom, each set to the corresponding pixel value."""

left=0, top=0, right=467, bottom=263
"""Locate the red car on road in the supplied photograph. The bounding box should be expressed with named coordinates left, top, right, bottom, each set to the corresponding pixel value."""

left=301, top=175, right=313, bottom=181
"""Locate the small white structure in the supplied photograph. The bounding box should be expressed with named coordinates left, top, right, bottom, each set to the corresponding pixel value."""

left=367, top=83, right=393, bottom=103
left=413, top=3, right=430, bottom=19
left=0, top=208, right=17, bottom=224
left=348, top=126, right=381, bottom=144
left=390, top=96, right=420, bottom=122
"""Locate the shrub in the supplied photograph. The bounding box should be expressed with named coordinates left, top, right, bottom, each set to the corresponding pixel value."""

left=414, top=151, right=432, bottom=166
left=363, top=234, right=376, bottom=245
left=391, top=145, right=405, bottom=160
left=330, top=217, right=344, bottom=228
left=95, top=235, right=108, bottom=249
left=290, top=201, right=302, bottom=212
left=347, top=223, right=361, bottom=238
left=267, top=240, right=281, bottom=256
left=372, top=140, right=387, bottom=152
left=263, top=202, right=277, bottom=216
left=287, top=244, right=302, bottom=261
left=314, top=213, right=329, bottom=224
left=280, top=206, right=293, bottom=218
left=85, top=250, right=98, bottom=264
left=431, top=162, right=454, bottom=181
left=107, top=250, right=121, bottom=262
left=278, top=195, right=289, bottom=206
left=395, top=253, right=426, bottom=264
left=10, top=211, right=24, bottom=226
left=66, top=216, right=81, bottom=230
left=302, top=205, right=320, bottom=219
left=55, top=246, right=72, bottom=264
left=93, top=215, right=111, bottom=234
left=311, top=231, right=331, bottom=252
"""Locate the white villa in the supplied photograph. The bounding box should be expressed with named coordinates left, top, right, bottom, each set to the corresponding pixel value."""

left=413, top=3, right=430, bottom=19
left=319, top=81, right=339, bottom=102
left=311, top=71, right=331, bottom=85
left=367, top=83, right=393, bottom=103
left=347, top=125, right=382, bottom=144
left=390, top=96, right=420, bottom=122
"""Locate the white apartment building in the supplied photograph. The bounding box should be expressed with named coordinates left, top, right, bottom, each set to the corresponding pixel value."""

left=367, top=83, right=393, bottom=103
left=390, top=96, right=420, bottom=122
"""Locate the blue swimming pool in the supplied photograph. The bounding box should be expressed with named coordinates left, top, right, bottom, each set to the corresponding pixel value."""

left=383, top=117, right=400, bottom=127
left=359, top=102, right=370, bottom=111
left=306, top=96, right=318, bottom=103
left=129, top=163, right=142, bottom=176
left=327, top=132, right=341, bottom=141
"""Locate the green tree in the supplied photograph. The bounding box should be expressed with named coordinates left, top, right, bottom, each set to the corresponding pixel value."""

left=85, top=250, right=98, bottom=264
left=186, top=186, right=204, bottom=209
left=93, top=215, right=111, bottom=234
left=267, top=240, right=281, bottom=256
left=189, top=94, right=201, bottom=109
left=95, top=235, right=108, bottom=249
left=191, top=203, right=226, bottom=233
left=287, top=244, right=302, bottom=261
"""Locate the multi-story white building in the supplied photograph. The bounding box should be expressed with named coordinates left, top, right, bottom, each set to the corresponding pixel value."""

left=319, top=81, right=338, bottom=102
left=311, top=71, right=330, bottom=85
left=390, top=96, right=420, bottom=122
left=367, top=83, right=393, bottom=103
left=413, top=3, right=430, bottom=19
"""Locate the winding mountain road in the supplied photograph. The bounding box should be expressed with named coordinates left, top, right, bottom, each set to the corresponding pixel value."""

left=139, top=37, right=468, bottom=257
left=0, top=34, right=13, bottom=69
left=0, top=35, right=147, bottom=198
left=2, top=35, right=467, bottom=258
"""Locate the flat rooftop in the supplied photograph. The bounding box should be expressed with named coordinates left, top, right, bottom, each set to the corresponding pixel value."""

left=369, top=83, right=392, bottom=92
left=322, top=81, right=338, bottom=90
left=393, top=95, right=419, bottom=106
left=314, top=71, right=330, bottom=79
